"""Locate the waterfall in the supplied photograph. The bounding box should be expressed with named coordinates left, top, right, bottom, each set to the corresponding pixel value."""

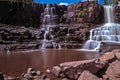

left=41, top=5, right=58, bottom=49
left=104, top=5, right=115, bottom=23
left=81, top=5, right=120, bottom=51
left=43, top=4, right=57, bottom=25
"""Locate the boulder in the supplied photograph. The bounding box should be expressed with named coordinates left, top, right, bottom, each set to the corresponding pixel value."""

left=60, top=59, right=107, bottom=80
left=112, top=49, right=120, bottom=60
left=78, top=70, right=102, bottom=80
left=51, top=66, right=62, bottom=77
left=63, top=66, right=81, bottom=80
left=114, top=52, right=120, bottom=60
left=99, top=52, right=116, bottom=63
left=105, top=60, right=120, bottom=80
left=62, top=78, right=69, bottom=80
left=60, top=59, right=96, bottom=68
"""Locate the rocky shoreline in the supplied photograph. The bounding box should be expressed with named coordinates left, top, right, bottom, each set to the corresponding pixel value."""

left=50, top=49, right=120, bottom=80
left=0, top=49, right=120, bottom=80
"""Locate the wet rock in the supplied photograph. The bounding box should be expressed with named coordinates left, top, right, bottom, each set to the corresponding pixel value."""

left=112, top=49, right=120, bottom=60
left=114, top=52, right=120, bottom=60
left=0, top=72, right=4, bottom=80
left=23, top=74, right=32, bottom=79
left=31, top=70, right=37, bottom=76
left=51, top=66, right=62, bottom=77
left=115, top=6, right=120, bottom=23
left=99, top=52, right=116, bottom=63
left=102, top=75, right=109, bottom=80
left=22, top=68, right=50, bottom=80
left=63, top=66, right=81, bottom=80
left=44, top=78, right=51, bottom=80
left=7, top=76, right=16, bottom=80
left=60, top=59, right=96, bottom=68
left=40, top=74, right=47, bottom=79
left=61, top=59, right=107, bottom=73
left=46, top=69, right=51, bottom=73
left=62, top=78, right=69, bottom=80
left=106, top=60, right=120, bottom=80
left=36, top=71, right=41, bottom=75
left=78, top=70, right=102, bottom=80
left=112, top=49, right=120, bottom=53
left=60, top=59, right=107, bottom=79
left=27, top=68, right=34, bottom=74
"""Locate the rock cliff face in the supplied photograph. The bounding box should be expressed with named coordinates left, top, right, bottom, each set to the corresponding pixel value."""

left=115, top=5, right=120, bottom=23
left=0, top=1, right=107, bottom=50
left=0, top=1, right=67, bottom=27
left=63, top=1, right=104, bottom=24
left=0, top=1, right=104, bottom=27
left=0, top=23, right=96, bottom=50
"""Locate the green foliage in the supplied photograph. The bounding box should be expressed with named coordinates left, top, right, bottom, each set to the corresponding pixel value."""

left=77, top=11, right=86, bottom=18
left=77, top=7, right=87, bottom=18
left=113, top=0, right=119, bottom=4
left=83, top=7, right=87, bottom=12
left=105, top=0, right=120, bottom=5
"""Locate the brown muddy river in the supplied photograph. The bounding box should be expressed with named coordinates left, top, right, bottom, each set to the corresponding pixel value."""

left=0, top=49, right=100, bottom=76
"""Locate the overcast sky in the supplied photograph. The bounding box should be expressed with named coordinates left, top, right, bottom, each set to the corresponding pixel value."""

left=34, top=0, right=104, bottom=5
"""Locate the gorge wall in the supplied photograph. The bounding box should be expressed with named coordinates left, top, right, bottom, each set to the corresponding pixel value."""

left=0, top=1, right=104, bottom=27
left=115, top=5, right=120, bottom=23
left=1, top=1, right=120, bottom=50
left=0, top=1, right=67, bottom=27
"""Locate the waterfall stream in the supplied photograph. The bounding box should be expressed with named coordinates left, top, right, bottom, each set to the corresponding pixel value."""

left=82, top=5, right=120, bottom=51
left=41, top=4, right=58, bottom=49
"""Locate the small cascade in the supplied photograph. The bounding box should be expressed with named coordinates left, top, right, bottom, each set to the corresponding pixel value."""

left=58, top=43, right=62, bottom=49
left=82, top=40, right=101, bottom=51
left=41, top=4, right=58, bottom=49
left=104, top=5, right=115, bottom=23
left=82, top=5, right=120, bottom=51
left=41, top=25, right=56, bottom=49
left=43, top=4, right=57, bottom=25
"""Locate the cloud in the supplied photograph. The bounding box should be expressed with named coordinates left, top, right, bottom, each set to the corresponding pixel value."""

left=59, top=2, right=68, bottom=6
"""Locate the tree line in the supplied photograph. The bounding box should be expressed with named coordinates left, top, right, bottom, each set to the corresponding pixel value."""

left=0, top=0, right=33, bottom=3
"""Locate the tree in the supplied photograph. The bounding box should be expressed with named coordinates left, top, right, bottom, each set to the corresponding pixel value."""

left=104, top=0, right=120, bottom=5
left=0, top=0, right=33, bottom=3
left=113, top=0, right=119, bottom=4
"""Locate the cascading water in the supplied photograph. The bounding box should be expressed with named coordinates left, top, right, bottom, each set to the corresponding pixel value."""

left=104, top=5, right=115, bottom=23
left=82, top=5, right=120, bottom=51
left=41, top=4, right=58, bottom=49
left=43, top=4, right=56, bottom=25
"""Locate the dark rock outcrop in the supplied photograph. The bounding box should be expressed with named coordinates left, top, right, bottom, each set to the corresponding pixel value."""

left=115, top=5, right=120, bottom=23
left=0, top=1, right=67, bottom=27
left=0, top=72, right=4, bottom=80
left=0, top=1, right=104, bottom=26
